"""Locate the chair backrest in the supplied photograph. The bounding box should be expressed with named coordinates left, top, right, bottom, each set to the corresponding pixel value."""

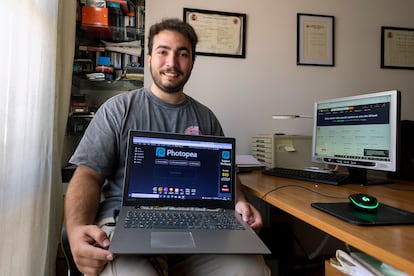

left=61, top=223, right=83, bottom=276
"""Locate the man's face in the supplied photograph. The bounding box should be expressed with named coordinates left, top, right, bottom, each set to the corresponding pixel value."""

left=148, top=30, right=194, bottom=94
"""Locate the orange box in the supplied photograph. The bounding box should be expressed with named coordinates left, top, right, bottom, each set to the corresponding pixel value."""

left=81, top=6, right=108, bottom=27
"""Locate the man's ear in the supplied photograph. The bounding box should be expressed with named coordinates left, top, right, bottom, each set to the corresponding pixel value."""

left=147, top=53, right=152, bottom=66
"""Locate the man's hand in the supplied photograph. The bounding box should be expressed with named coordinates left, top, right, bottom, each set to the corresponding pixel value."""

left=235, top=201, right=263, bottom=233
left=69, top=225, right=114, bottom=276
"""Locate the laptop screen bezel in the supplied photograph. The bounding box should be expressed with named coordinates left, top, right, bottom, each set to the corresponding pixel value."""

left=121, top=130, right=237, bottom=209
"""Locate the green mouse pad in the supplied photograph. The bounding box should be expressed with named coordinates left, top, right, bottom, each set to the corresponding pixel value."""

left=311, top=202, right=414, bottom=226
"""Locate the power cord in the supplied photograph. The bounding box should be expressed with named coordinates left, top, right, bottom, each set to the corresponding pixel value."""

left=148, top=257, right=166, bottom=276
left=307, top=233, right=330, bottom=260
left=261, top=185, right=345, bottom=260
left=261, top=184, right=348, bottom=200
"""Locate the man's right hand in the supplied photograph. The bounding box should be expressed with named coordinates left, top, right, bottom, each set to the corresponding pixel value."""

left=69, top=224, right=114, bottom=276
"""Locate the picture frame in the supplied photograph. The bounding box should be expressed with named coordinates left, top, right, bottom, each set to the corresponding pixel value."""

left=297, top=13, right=335, bottom=66
left=381, top=26, right=414, bottom=70
left=183, top=8, right=247, bottom=58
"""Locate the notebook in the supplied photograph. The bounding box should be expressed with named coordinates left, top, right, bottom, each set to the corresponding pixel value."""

left=109, top=130, right=271, bottom=255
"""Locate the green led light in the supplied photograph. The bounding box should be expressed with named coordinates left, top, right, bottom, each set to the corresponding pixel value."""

left=350, top=197, right=379, bottom=209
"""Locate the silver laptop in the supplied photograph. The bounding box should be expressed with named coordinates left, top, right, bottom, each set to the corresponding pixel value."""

left=109, top=130, right=270, bottom=255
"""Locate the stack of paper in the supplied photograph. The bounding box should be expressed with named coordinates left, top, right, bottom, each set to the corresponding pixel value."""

left=236, top=155, right=265, bottom=172
left=328, top=250, right=408, bottom=276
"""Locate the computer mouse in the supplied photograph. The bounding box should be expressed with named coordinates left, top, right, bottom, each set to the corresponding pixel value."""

left=348, top=193, right=379, bottom=211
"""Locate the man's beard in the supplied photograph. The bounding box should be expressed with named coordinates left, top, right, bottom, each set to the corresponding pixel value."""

left=150, top=65, right=192, bottom=94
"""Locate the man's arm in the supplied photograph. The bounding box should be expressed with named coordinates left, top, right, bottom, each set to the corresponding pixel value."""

left=65, top=165, right=102, bottom=226
left=235, top=175, right=263, bottom=233
left=64, top=165, right=113, bottom=275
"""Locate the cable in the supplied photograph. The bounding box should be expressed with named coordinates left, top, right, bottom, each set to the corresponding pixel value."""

left=261, top=185, right=344, bottom=260
left=308, top=233, right=330, bottom=260
left=148, top=257, right=165, bottom=276
left=261, top=184, right=348, bottom=200
left=345, top=243, right=352, bottom=253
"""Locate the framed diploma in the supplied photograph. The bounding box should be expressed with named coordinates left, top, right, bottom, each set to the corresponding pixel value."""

left=297, top=13, right=335, bottom=66
left=183, top=8, right=247, bottom=58
left=381, top=26, right=414, bottom=70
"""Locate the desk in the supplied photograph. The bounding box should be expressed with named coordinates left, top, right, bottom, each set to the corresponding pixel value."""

left=239, top=170, right=414, bottom=274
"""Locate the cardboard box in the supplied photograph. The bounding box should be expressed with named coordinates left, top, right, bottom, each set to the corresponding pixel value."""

left=81, top=6, right=108, bottom=26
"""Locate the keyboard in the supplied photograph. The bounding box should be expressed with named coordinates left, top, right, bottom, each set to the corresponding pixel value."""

left=262, top=167, right=349, bottom=185
left=124, top=209, right=245, bottom=230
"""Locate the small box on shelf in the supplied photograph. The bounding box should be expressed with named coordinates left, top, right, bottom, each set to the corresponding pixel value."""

left=73, top=59, right=94, bottom=74
left=81, top=6, right=108, bottom=27
left=67, top=114, right=95, bottom=136
left=70, top=94, right=89, bottom=114
left=84, top=0, right=106, bottom=8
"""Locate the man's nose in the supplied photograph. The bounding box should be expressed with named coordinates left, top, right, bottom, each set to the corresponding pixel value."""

left=165, top=53, right=178, bottom=67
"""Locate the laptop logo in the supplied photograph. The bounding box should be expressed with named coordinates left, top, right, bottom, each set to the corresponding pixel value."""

left=156, top=147, right=166, bottom=157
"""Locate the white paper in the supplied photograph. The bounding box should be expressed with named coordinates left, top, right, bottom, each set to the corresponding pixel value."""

left=236, top=155, right=264, bottom=167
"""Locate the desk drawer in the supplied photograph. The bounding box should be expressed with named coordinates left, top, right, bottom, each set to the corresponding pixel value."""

left=251, top=152, right=273, bottom=168
left=252, top=150, right=272, bottom=160
left=251, top=135, right=275, bottom=168
left=252, top=136, right=273, bottom=145
left=252, top=143, right=273, bottom=150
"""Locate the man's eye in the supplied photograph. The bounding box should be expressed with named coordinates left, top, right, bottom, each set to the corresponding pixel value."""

left=157, top=50, right=168, bottom=55
left=179, top=52, right=189, bottom=58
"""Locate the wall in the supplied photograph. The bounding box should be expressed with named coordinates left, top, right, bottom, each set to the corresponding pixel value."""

left=145, top=0, right=414, bottom=154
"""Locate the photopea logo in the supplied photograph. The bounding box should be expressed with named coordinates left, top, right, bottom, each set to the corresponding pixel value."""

left=156, top=147, right=166, bottom=157
left=167, top=149, right=198, bottom=158
left=222, top=151, right=230, bottom=159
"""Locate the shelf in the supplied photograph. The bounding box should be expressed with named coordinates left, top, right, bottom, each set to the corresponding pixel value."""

left=80, top=24, right=144, bottom=42
left=66, top=113, right=94, bottom=136
left=72, top=76, right=143, bottom=91
left=66, top=0, right=144, bottom=137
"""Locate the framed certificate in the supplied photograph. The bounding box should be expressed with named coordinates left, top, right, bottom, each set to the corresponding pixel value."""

left=183, top=8, right=247, bottom=58
left=297, top=13, right=335, bottom=66
left=381, top=26, right=414, bottom=70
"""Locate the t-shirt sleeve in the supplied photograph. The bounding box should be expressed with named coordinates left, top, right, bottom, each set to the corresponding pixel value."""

left=209, top=112, right=225, bottom=136
left=188, top=96, right=225, bottom=136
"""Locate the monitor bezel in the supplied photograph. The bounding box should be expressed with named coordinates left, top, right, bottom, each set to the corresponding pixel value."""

left=311, top=90, right=401, bottom=174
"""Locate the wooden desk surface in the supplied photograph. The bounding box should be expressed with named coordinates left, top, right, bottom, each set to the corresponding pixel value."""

left=239, top=170, right=414, bottom=274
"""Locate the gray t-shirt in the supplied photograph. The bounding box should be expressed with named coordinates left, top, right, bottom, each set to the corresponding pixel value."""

left=70, top=87, right=224, bottom=220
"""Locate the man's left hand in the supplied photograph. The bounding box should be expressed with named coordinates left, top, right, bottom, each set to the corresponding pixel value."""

left=235, top=201, right=263, bottom=233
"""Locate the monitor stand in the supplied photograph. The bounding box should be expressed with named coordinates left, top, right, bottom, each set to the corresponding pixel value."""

left=347, top=167, right=393, bottom=185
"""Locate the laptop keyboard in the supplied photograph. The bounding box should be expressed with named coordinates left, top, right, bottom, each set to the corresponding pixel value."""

left=124, top=209, right=245, bottom=230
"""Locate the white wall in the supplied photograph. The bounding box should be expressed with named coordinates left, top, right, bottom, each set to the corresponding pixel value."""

left=145, top=0, right=414, bottom=154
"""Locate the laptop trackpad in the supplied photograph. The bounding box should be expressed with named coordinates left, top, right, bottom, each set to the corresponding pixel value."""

left=151, top=232, right=196, bottom=248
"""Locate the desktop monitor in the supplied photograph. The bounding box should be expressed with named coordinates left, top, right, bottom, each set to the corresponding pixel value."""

left=311, top=90, right=401, bottom=185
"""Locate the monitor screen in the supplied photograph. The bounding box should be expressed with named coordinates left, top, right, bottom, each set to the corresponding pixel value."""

left=312, top=90, right=401, bottom=184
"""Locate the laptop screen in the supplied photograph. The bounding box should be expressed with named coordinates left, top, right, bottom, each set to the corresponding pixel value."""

left=122, top=131, right=236, bottom=208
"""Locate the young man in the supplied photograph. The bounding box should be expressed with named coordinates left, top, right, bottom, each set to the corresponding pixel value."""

left=65, top=18, right=270, bottom=276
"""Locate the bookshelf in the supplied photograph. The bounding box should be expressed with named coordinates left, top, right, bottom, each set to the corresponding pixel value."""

left=68, top=0, right=145, bottom=136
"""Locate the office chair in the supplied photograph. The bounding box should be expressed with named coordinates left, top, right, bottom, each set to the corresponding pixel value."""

left=61, top=223, right=83, bottom=276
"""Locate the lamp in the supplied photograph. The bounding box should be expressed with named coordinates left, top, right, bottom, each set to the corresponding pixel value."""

left=272, top=114, right=312, bottom=119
